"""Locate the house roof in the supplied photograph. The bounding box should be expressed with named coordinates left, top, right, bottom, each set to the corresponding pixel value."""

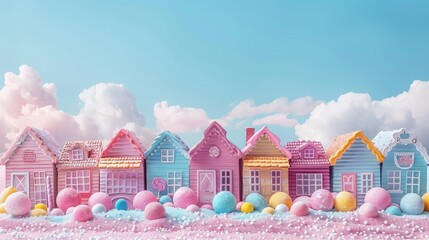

left=327, top=130, right=385, bottom=166
left=372, top=128, right=429, bottom=164
left=242, top=126, right=292, bottom=159
left=189, top=121, right=242, bottom=159
left=145, top=130, right=189, bottom=158
left=58, top=140, right=103, bottom=168
left=0, top=127, right=60, bottom=165
left=285, top=140, right=330, bottom=166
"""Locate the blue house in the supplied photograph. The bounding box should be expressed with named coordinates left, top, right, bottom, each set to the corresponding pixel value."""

left=373, top=129, right=429, bottom=204
left=145, top=131, right=190, bottom=197
left=327, top=131, right=385, bottom=206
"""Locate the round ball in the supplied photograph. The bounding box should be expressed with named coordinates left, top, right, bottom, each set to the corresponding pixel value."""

left=0, top=186, right=17, bottom=204
left=364, top=187, right=391, bottom=210
left=34, top=203, right=48, bottom=212
left=200, top=204, right=213, bottom=210
left=50, top=208, right=64, bottom=216
left=5, top=192, right=31, bottom=217
left=293, top=196, right=311, bottom=208
left=241, top=202, right=254, bottom=213
left=72, top=205, right=93, bottom=222
left=310, top=189, right=334, bottom=211
left=269, top=192, right=292, bottom=209
left=334, top=191, right=356, bottom=212
left=290, top=201, right=309, bottom=216
left=133, top=191, right=158, bottom=210
left=31, top=209, right=48, bottom=217
left=88, top=192, right=112, bottom=210
left=144, top=202, right=166, bottom=220
left=236, top=201, right=245, bottom=211
left=245, top=193, right=267, bottom=211
left=159, top=195, right=173, bottom=205
left=422, top=192, right=429, bottom=211
left=262, top=207, right=275, bottom=214
left=91, top=203, right=107, bottom=214
left=163, top=202, right=174, bottom=208
left=358, top=203, right=378, bottom=218
left=212, top=191, right=237, bottom=214
left=56, top=188, right=81, bottom=213
left=115, top=199, right=128, bottom=211
left=385, top=205, right=402, bottom=216
left=186, top=204, right=200, bottom=213
left=275, top=203, right=289, bottom=213
left=66, top=207, right=75, bottom=215
left=0, top=203, right=6, bottom=214
left=400, top=193, right=424, bottom=215
left=172, top=187, right=198, bottom=209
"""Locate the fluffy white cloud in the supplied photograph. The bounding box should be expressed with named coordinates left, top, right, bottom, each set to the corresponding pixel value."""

left=252, top=113, right=298, bottom=127
left=295, top=80, right=429, bottom=148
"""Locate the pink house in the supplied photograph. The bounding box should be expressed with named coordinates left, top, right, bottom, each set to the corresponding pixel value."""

left=189, top=121, right=243, bottom=205
left=0, top=127, right=60, bottom=207
left=98, top=129, right=146, bottom=207
left=57, top=140, right=103, bottom=205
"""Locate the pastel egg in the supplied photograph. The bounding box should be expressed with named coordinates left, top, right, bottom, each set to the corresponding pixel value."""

left=159, top=195, right=173, bottom=205
left=133, top=191, right=158, bottom=210
left=72, top=205, right=93, bottom=222
left=245, top=193, right=267, bottom=211
left=358, top=202, right=378, bottom=218
left=34, top=203, right=48, bottom=212
left=400, top=193, right=424, bottom=215
left=269, top=192, right=292, bottom=209
left=275, top=203, right=289, bottom=213
left=66, top=207, right=75, bottom=215
left=5, top=192, right=31, bottom=217
left=163, top=202, right=175, bottom=208
left=0, top=186, right=17, bottom=204
left=236, top=201, right=245, bottom=211
left=310, top=189, right=334, bottom=211
left=172, top=187, right=198, bottom=209
left=364, top=187, right=391, bottom=210
left=56, top=188, right=81, bottom=213
left=293, top=196, right=311, bottom=208
left=290, top=201, right=309, bottom=216
left=50, top=208, right=65, bottom=216
left=0, top=203, right=6, bottom=214
left=115, top=199, right=128, bottom=211
left=385, top=205, right=402, bottom=216
left=186, top=204, right=200, bottom=213
left=88, top=192, right=112, bottom=210
left=212, top=191, right=237, bottom=214
left=422, top=192, right=429, bottom=211
left=144, top=202, right=166, bottom=220
left=262, top=207, right=275, bottom=215
left=91, top=203, right=107, bottom=214
left=334, top=191, right=356, bottom=212
left=31, top=208, right=48, bottom=217
left=200, top=204, right=213, bottom=210
left=240, top=202, right=254, bottom=213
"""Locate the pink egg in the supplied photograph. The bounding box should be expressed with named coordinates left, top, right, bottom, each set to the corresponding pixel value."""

left=200, top=204, right=213, bottom=210
left=133, top=191, right=158, bottom=210
left=358, top=202, right=379, bottom=218
left=72, top=205, right=93, bottom=222
left=66, top=207, right=75, bottom=215
left=144, top=202, right=166, bottom=220
left=186, top=204, right=200, bottom=213
left=56, top=188, right=81, bottom=213
left=293, top=196, right=311, bottom=208
left=236, top=201, right=245, bottom=211
left=50, top=208, right=65, bottom=216
left=310, top=189, right=334, bottom=211
left=290, top=201, right=309, bottom=216
left=172, top=187, right=197, bottom=209
left=88, top=192, right=112, bottom=210
left=364, top=187, right=391, bottom=210
left=4, top=192, right=31, bottom=217
left=163, top=202, right=175, bottom=208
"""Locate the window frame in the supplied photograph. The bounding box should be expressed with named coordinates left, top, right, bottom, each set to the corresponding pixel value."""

left=161, top=149, right=175, bottom=163
left=249, top=170, right=260, bottom=193
left=387, top=170, right=402, bottom=193
left=296, top=173, right=323, bottom=196
left=33, top=171, right=47, bottom=204
left=65, top=170, right=91, bottom=193
left=71, top=149, right=84, bottom=160
left=220, top=170, right=232, bottom=192
left=271, top=170, right=281, bottom=192
left=167, top=171, right=182, bottom=194
left=360, top=173, right=373, bottom=194
left=406, top=170, right=420, bottom=194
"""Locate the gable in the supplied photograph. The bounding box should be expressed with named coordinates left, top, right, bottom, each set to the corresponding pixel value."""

left=5, top=135, right=53, bottom=165
left=103, top=134, right=144, bottom=158
left=145, top=132, right=189, bottom=159
left=245, top=135, right=286, bottom=158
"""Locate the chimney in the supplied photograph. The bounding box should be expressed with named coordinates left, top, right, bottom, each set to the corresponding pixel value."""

left=245, top=128, right=255, bottom=143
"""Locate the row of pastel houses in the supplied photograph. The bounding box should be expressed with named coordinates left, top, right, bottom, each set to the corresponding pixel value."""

left=0, top=122, right=428, bottom=209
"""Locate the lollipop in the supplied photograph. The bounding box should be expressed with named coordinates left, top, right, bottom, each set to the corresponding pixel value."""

left=151, top=177, right=167, bottom=198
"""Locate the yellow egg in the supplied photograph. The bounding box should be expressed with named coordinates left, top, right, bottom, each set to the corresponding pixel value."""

left=31, top=209, right=48, bottom=217
left=240, top=202, right=254, bottom=213
left=0, top=186, right=18, bottom=204
left=262, top=207, right=275, bottom=215
left=0, top=203, right=7, bottom=214
left=422, top=192, right=429, bottom=211
left=34, top=203, right=48, bottom=212
left=269, top=192, right=292, bottom=209
left=334, top=191, right=356, bottom=212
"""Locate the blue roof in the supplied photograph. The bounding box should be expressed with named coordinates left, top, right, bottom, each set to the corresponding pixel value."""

left=144, top=131, right=189, bottom=158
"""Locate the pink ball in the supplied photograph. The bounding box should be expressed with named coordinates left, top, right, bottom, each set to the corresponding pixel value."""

left=186, top=204, right=200, bottom=213
left=144, top=202, right=166, bottom=220
left=50, top=208, right=65, bottom=216
left=293, top=196, right=311, bottom=208
left=56, top=188, right=81, bottom=213
left=88, top=192, right=112, bottom=210
left=310, top=189, right=334, bottom=211
left=236, top=201, right=245, bottom=211
left=172, top=187, right=197, bottom=209
left=200, top=204, right=213, bottom=210
left=72, top=205, right=93, bottom=222
left=364, top=187, right=391, bottom=210
left=358, top=203, right=379, bottom=218
left=163, top=202, right=175, bottom=208
left=5, top=192, right=31, bottom=217
left=66, top=207, right=75, bottom=215
left=290, top=201, right=309, bottom=216
left=133, top=191, right=158, bottom=210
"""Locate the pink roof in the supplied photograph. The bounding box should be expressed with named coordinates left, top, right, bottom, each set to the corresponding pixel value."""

left=58, top=140, right=103, bottom=168
left=242, top=126, right=292, bottom=158
left=101, top=129, right=146, bottom=158
left=0, top=127, right=60, bottom=165
left=285, top=140, right=329, bottom=166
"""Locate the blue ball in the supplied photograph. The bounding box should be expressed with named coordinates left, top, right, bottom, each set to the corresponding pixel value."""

left=159, top=195, right=172, bottom=205
left=400, top=193, right=424, bottom=215
left=384, top=206, right=402, bottom=216
left=212, top=191, right=237, bottom=214
left=245, top=193, right=267, bottom=211
left=115, top=199, right=128, bottom=211
left=92, top=203, right=107, bottom=214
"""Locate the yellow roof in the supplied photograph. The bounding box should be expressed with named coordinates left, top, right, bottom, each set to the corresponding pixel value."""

left=244, top=156, right=289, bottom=168
left=98, top=157, right=142, bottom=169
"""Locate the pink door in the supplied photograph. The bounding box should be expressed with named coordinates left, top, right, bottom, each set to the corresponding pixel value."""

left=198, top=170, right=216, bottom=204
left=12, top=173, right=29, bottom=195
left=341, top=173, right=356, bottom=198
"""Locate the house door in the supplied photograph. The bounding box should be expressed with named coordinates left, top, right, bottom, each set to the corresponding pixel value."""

left=341, top=173, right=356, bottom=198
left=11, top=172, right=29, bottom=195
left=198, top=170, right=216, bottom=204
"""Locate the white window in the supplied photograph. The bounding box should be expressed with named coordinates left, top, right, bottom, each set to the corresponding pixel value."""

left=406, top=171, right=420, bottom=194
left=296, top=173, right=323, bottom=196
left=161, top=149, right=174, bottom=163
left=387, top=171, right=401, bottom=192
left=271, top=170, right=281, bottom=192
left=167, top=172, right=182, bottom=194
left=220, top=170, right=232, bottom=191
left=361, top=173, right=373, bottom=194
left=106, top=171, right=138, bottom=194
left=33, top=172, right=47, bottom=204
left=250, top=170, right=260, bottom=193
left=23, top=150, right=36, bottom=162
left=65, top=170, right=90, bottom=193
left=71, top=149, right=84, bottom=160
left=304, top=149, right=315, bottom=159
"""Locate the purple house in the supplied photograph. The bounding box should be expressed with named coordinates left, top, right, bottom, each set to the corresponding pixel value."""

left=189, top=121, right=243, bottom=205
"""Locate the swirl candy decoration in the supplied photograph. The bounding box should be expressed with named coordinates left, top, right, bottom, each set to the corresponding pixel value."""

left=152, top=177, right=166, bottom=195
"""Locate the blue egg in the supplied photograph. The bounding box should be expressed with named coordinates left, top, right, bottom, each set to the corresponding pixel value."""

left=159, top=195, right=173, bottom=205
left=400, top=193, right=424, bottom=215
left=92, top=203, right=107, bottom=214
left=212, top=191, right=237, bottom=214
left=245, top=192, right=267, bottom=211
left=115, top=198, right=128, bottom=211
left=384, top=206, right=402, bottom=216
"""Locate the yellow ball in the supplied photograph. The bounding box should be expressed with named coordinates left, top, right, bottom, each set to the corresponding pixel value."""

left=269, top=192, right=292, bottom=209
left=422, top=192, right=429, bottom=211
left=31, top=209, right=48, bottom=217
left=241, top=202, right=254, bottom=213
left=34, top=203, right=48, bottom=211
left=262, top=207, right=275, bottom=215
left=0, top=203, right=6, bottom=214
left=334, top=191, right=356, bottom=212
left=0, top=186, right=18, bottom=204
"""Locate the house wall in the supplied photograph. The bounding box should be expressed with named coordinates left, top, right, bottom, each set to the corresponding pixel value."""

left=242, top=167, right=288, bottom=201
left=0, top=165, right=5, bottom=191
left=289, top=167, right=330, bottom=200
left=58, top=168, right=99, bottom=205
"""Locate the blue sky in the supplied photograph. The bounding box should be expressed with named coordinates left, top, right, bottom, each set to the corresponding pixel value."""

left=1, top=1, right=429, bottom=150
